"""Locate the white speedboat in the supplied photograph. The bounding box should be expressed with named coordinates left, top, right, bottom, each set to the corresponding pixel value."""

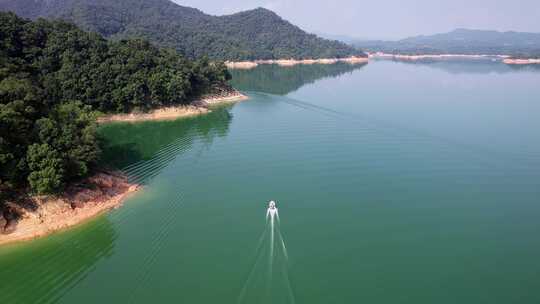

left=266, top=200, right=278, bottom=218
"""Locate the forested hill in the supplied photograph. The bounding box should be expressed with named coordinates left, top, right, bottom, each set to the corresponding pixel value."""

left=0, top=11, right=230, bottom=202
left=0, top=0, right=365, bottom=60
left=355, top=29, right=540, bottom=57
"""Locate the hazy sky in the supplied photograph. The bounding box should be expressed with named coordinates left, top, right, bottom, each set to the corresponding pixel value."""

left=174, top=0, right=540, bottom=39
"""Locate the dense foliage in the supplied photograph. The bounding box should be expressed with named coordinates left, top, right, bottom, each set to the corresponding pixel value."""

left=0, top=12, right=230, bottom=208
left=0, top=0, right=366, bottom=61
left=354, top=29, right=540, bottom=57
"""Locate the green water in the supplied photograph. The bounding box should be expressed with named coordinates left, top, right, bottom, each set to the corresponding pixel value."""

left=1, top=60, right=540, bottom=303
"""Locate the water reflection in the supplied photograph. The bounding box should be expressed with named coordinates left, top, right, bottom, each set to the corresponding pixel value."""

left=384, top=58, right=540, bottom=74
left=99, top=106, right=234, bottom=182
left=0, top=217, right=116, bottom=304
left=230, top=62, right=367, bottom=95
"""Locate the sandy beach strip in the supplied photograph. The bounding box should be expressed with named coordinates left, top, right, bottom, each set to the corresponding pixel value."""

left=97, top=91, right=248, bottom=123
left=225, top=56, right=369, bottom=69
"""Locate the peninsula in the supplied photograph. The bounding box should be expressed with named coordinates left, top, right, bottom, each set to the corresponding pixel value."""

left=0, top=12, right=241, bottom=244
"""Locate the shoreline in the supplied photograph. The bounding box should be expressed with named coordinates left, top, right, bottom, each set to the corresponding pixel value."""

left=368, top=52, right=540, bottom=65
left=0, top=89, right=248, bottom=246
left=502, top=58, right=540, bottom=65
left=225, top=56, right=369, bottom=70
left=368, top=52, right=510, bottom=61
left=0, top=172, right=140, bottom=246
left=97, top=90, right=248, bottom=123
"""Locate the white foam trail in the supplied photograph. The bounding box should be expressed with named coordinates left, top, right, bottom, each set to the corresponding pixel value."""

left=238, top=205, right=296, bottom=304
left=269, top=211, right=275, bottom=281
left=270, top=214, right=275, bottom=261
left=275, top=211, right=295, bottom=303
left=237, top=231, right=268, bottom=304
left=279, top=232, right=289, bottom=261
left=283, top=262, right=296, bottom=304
left=237, top=218, right=272, bottom=304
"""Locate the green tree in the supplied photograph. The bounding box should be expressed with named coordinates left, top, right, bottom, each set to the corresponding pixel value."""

left=26, top=143, right=64, bottom=194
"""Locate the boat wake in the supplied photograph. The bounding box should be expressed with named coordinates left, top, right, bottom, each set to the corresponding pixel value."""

left=237, top=201, right=295, bottom=304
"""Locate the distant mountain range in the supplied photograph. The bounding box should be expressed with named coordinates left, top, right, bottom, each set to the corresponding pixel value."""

left=354, top=29, right=540, bottom=57
left=0, top=0, right=365, bottom=61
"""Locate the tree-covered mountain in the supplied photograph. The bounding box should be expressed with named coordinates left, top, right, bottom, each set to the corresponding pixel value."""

left=355, top=29, right=540, bottom=57
left=0, top=11, right=230, bottom=206
left=0, top=0, right=365, bottom=60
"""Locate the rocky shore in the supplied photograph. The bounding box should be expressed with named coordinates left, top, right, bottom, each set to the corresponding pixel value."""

left=225, top=56, right=369, bottom=70
left=0, top=172, right=139, bottom=246
left=97, top=88, right=248, bottom=123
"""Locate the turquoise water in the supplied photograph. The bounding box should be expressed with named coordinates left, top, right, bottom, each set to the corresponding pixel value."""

left=1, top=60, right=540, bottom=303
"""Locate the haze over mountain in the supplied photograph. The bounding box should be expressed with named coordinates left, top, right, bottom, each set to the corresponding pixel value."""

left=354, top=29, right=540, bottom=57
left=0, top=0, right=365, bottom=61
left=176, top=0, right=540, bottom=40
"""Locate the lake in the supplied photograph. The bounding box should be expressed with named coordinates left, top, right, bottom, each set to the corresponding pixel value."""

left=1, top=59, right=540, bottom=303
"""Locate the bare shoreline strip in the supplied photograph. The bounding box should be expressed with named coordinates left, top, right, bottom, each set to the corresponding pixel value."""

left=368, top=52, right=510, bottom=61
left=225, top=56, right=369, bottom=70
left=97, top=92, right=249, bottom=123
left=367, top=52, right=540, bottom=65
left=0, top=172, right=140, bottom=246
left=502, top=58, right=540, bottom=65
